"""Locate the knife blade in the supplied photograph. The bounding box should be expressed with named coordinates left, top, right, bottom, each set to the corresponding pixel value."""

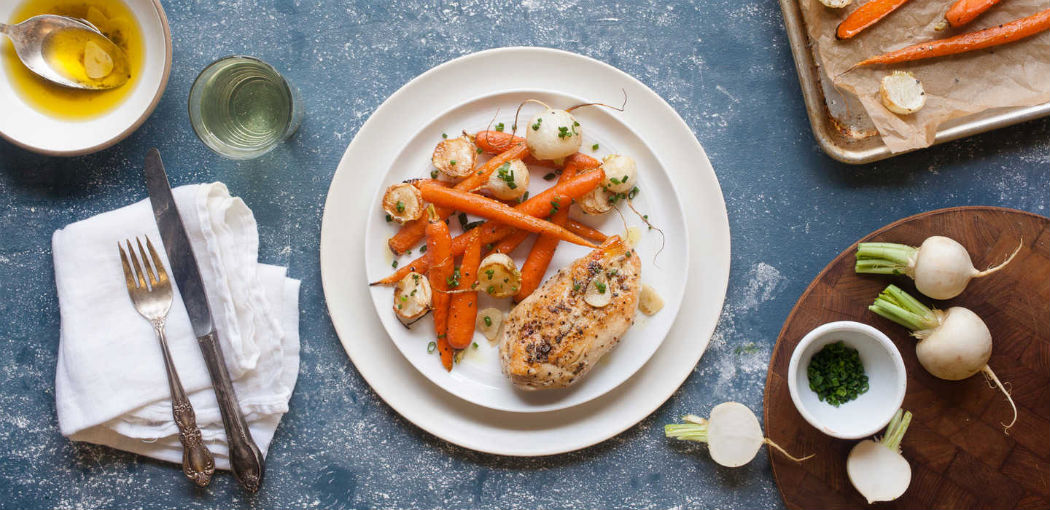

left=143, top=148, right=264, bottom=492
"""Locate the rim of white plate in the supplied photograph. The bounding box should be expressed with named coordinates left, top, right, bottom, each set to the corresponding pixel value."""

left=320, top=47, right=731, bottom=456
left=362, top=87, right=690, bottom=413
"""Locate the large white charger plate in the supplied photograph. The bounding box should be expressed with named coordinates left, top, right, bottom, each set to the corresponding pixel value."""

left=321, top=47, right=730, bottom=456
left=363, top=89, right=689, bottom=413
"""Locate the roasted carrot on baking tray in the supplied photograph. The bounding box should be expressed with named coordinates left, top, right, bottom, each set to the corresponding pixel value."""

left=837, top=0, right=912, bottom=40
left=945, top=0, right=1004, bottom=28
left=854, top=8, right=1050, bottom=67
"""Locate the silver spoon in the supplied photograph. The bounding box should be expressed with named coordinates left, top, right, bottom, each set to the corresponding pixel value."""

left=0, top=14, right=129, bottom=90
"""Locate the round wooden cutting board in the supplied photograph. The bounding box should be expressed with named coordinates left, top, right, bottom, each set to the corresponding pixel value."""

left=764, top=207, right=1049, bottom=510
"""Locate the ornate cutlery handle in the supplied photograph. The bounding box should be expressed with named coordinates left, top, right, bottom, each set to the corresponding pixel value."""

left=197, top=330, right=264, bottom=493
left=154, top=323, right=215, bottom=487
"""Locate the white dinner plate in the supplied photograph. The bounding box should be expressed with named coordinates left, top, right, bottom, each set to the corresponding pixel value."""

left=363, top=89, right=689, bottom=412
left=321, top=47, right=730, bottom=455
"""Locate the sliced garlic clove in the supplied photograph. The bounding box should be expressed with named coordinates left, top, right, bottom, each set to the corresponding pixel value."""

left=818, top=0, right=852, bottom=7
left=476, top=307, right=504, bottom=342
left=639, top=283, right=664, bottom=315
left=584, top=274, right=612, bottom=307
left=83, top=40, right=114, bottom=80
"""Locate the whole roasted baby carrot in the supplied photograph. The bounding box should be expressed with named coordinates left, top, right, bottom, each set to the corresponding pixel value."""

left=425, top=207, right=454, bottom=371
left=565, top=220, right=607, bottom=244
left=388, top=143, right=527, bottom=255
left=419, top=183, right=598, bottom=248
left=514, top=161, right=582, bottom=302
left=488, top=229, right=532, bottom=257
left=837, top=0, right=912, bottom=40
left=946, top=0, right=1003, bottom=28
left=855, top=8, right=1050, bottom=66
left=447, top=230, right=482, bottom=350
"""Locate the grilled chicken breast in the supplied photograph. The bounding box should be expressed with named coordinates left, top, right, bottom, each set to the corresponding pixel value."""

left=499, top=236, right=641, bottom=390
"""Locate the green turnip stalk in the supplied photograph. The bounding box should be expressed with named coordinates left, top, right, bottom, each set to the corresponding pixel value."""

left=870, top=285, right=1016, bottom=433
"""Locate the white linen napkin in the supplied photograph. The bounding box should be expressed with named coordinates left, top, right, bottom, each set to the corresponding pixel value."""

left=52, top=183, right=300, bottom=469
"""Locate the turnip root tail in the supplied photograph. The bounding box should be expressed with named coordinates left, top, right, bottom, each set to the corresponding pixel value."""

left=763, top=438, right=815, bottom=463
left=973, top=239, right=1022, bottom=278
left=981, top=365, right=1018, bottom=434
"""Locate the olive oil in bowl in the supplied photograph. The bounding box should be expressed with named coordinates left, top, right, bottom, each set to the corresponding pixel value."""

left=2, top=0, right=144, bottom=119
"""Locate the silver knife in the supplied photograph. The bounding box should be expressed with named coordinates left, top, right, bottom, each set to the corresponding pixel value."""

left=143, top=148, right=264, bottom=493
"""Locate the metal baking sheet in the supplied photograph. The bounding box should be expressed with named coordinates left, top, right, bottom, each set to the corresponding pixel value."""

left=779, top=0, right=1050, bottom=165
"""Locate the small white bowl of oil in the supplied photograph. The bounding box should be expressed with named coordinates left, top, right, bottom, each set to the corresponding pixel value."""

left=0, top=0, right=171, bottom=155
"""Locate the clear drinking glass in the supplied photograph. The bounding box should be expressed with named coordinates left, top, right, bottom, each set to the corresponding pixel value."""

left=188, top=56, right=302, bottom=160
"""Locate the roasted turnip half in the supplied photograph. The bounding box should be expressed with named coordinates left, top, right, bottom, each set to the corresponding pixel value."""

left=432, top=135, right=477, bottom=182
left=393, top=272, right=432, bottom=323
left=382, top=183, right=424, bottom=224
left=880, top=71, right=926, bottom=115
left=665, top=402, right=812, bottom=467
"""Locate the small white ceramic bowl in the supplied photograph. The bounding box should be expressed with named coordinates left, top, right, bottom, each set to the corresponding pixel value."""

left=0, top=0, right=171, bottom=156
left=787, top=321, right=907, bottom=440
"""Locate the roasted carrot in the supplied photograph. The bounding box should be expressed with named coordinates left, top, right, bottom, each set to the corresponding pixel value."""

left=388, top=143, right=528, bottom=254
left=565, top=220, right=607, bottom=244
left=946, top=0, right=1003, bottom=28
left=837, top=0, right=912, bottom=40
left=425, top=208, right=455, bottom=371
left=855, top=8, right=1050, bottom=66
left=475, top=131, right=602, bottom=169
left=419, top=182, right=598, bottom=248
left=514, top=161, right=582, bottom=302
left=447, top=230, right=482, bottom=349
left=372, top=170, right=606, bottom=285
left=488, top=229, right=532, bottom=257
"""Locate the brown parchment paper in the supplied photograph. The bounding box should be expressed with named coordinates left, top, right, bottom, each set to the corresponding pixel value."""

left=799, top=0, right=1050, bottom=153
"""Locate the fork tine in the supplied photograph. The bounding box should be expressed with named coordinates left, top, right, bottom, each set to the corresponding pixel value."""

left=136, top=237, right=158, bottom=287
left=145, top=236, right=168, bottom=285
left=126, top=240, right=147, bottom=289
left=118, top=242, right=137, bottom=290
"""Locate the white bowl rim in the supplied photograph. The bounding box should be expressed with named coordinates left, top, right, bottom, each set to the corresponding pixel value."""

left=0, top=0, right=172, bottom=156
left=786, top=320, right=907, bottom=440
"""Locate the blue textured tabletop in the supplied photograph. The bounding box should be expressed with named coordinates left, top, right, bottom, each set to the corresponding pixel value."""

left=1, top=0, right=1047, bottom=508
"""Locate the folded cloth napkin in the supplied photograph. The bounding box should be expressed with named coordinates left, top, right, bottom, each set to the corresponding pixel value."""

left=52, top=183, right=300, bottom=469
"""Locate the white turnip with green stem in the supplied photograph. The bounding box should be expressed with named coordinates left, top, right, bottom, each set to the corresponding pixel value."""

left=869, top=285, right=1017, bottom=433
left=510, top=95, right=627, bottom=161
left=847, top=408, right=913, bottom=504
left=664, top=402, right=813, bottom=467
left=855, top=236, right=1021, bottom=300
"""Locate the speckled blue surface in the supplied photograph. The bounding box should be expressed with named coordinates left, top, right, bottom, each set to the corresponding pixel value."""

left=0, top=0, right=1047, bottom=508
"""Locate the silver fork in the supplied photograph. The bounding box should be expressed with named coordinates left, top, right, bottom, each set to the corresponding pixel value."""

left=119, top=236, right=215, bottom=487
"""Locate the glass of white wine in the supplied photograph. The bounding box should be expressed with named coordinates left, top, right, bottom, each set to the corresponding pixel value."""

left=188, top=55, right=302, bottom=159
